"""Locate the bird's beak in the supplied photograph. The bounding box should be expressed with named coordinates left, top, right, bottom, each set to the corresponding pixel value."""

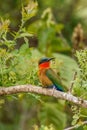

left=48, top=57, right=55, bottom=61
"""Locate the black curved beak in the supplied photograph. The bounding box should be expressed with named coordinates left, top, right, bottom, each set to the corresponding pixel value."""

left=48, top=57, right=55, bottom=61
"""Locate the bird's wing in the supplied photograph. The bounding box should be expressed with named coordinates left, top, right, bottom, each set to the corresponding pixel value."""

left=45, top=68, right=64, bottom=91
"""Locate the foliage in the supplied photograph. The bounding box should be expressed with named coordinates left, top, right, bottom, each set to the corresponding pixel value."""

left=0, top=1, right=38, bottom=87
left=71, top=49, right=87, bottom=129
left=34, top=124, right=56, bottom=130
left=0, top=1, right=87, bottom=130
left=28, top=7, right=71, bottom=55
left=73, top=49, right=87, bottom=99
left=52, top=53, right=78, bottom=88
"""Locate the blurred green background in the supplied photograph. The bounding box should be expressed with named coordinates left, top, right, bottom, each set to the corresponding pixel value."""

left=0, top=0, right=87, bottom=130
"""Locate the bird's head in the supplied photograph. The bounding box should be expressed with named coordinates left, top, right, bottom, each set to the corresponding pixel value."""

left=38, top=57, right=55, bottom=69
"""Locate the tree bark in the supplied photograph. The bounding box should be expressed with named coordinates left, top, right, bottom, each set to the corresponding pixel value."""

left=0, top=85, right=87, bottom=108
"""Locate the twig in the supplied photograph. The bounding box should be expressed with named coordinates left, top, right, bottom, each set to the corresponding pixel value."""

left=69, top=71, right=77, bottom=93
left=64, top=120, right=87, bottom=130
left=0, top=85, right=87, bottom=108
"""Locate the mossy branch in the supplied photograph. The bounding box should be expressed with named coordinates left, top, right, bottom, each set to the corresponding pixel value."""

left=0, top=85, right=87, bottom=108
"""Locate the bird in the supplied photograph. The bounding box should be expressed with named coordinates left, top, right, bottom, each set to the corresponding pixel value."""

left=38, top=57, right=64, bottom=92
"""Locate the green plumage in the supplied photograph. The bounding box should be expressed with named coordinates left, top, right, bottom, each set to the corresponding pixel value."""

left=46, top=68, right=64, bottom=91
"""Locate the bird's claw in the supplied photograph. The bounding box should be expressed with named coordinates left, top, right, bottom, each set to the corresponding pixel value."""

left=52, top=86, right=56, bottom=96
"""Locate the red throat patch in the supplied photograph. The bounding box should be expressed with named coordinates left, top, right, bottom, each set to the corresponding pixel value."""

left=39, top=62, right=50, bottom=69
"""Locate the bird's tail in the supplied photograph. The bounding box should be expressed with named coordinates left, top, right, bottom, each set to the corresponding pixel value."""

left=48, top=85, right=64, bottom=92
left=54, top=85, right=64, bottom=92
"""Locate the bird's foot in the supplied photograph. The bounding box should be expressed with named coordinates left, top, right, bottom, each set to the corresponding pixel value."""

left=52, top=86, right=56, bottom=96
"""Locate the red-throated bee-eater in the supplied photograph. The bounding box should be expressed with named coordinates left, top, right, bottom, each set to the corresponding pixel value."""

left=38, top=57, right=64, bottom=91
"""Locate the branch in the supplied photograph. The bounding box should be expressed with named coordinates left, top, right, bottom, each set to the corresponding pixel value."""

left=64, top=120, right=87, bottom=130
left=0, top=85, right=87, bottom=108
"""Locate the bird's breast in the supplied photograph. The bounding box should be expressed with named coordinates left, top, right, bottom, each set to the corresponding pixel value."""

left=38, top=69, right=53, bottom=87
